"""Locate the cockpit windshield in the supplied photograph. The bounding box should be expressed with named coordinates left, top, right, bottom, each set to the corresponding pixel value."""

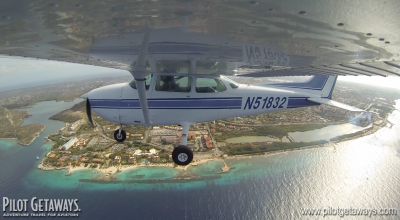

left=129, top=74, right=152, bottom=90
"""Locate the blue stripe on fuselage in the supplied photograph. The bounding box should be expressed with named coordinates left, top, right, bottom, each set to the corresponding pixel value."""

left=90, top=98, right=243, bottom=109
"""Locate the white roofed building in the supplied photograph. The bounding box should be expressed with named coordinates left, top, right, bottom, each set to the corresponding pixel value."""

left=62, top=137, right=77, bottom=150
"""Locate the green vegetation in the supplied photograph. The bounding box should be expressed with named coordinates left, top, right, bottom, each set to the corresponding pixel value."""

left=214, top=124, right=329, bottom=141
left=47, top=135, right=65, bottom=149
left=17, top=124, right=46, bottom=145
left=0, top=107, right=45, bottom=145
left=49, top=101, right=85, bottom=123
left=2, top=94, right=79, bottom=109
left=371, top=104, right=393, bottom=118
left=225, top=140, right=328, bottom=155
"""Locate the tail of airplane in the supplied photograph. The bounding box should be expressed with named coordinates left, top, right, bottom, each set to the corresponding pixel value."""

left=267, top=75, right=337, bottom=99
left=266, top=75, right=364, bottom=111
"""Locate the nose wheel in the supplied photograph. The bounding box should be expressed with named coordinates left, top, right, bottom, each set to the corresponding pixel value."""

left=114, top=129, right=126, bottom=142
left=172, top=145, right=193, bottom=166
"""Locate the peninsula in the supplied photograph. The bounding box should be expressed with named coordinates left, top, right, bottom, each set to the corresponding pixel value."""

left=0, top=107, right=45, bottom=145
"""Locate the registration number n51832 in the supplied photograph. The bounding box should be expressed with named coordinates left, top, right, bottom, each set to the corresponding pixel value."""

left=243, top=97, right=287, bottom=110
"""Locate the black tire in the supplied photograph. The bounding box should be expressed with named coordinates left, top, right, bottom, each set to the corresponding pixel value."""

left=114, top=129, right=126, bottom=142
left=172, top=145, right=193, bottom=166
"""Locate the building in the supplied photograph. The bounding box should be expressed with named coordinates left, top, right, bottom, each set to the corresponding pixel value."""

left=73, top=138, right=86, bottom=148
left=128, top=156, right=135, bottom=164
left=134, top=149, right=142, bottom=155
left=149, top=148, right=158, bottom=155
left=201, top=135, right=213, bottom=149
left=131, top=134, right=143, bottom=139
left=92, top=158, right=104, bottom=163
left=114, top=156, right=121, bottom=163
left=161, top=136, right=176, bottom=144
left=49, top=153, right=58, bottom=158
left=177, top=132, right=196, bottom=140
left=62, top=137, right=77, bottom=150
left=159, top=153, right=169, bottom=161
left=59, top=156, right=68, bottom=161
left=151, top=155, right=160, bottom=163
left=59, top=150, right=71, bottom=155
left=69, top=120, right=82, bottom=132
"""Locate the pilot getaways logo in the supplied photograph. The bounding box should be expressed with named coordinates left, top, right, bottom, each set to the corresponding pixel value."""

left=3, top=197, right=81, bottom=217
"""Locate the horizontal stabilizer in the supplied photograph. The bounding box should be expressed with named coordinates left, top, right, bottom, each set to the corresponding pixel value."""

left=307, top=98, right=365, bottom=112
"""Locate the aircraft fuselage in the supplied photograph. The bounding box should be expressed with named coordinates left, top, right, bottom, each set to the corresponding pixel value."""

left=85, top=73, right=320, bottom=126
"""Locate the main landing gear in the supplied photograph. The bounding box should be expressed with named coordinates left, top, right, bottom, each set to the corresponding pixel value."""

left=113, top=124, right=194, bottom=166
left=172, top=145, right=193, bottom=166
left=114, top=126, right=126, bottom=142
left=172, top=123, right=193, bottom=166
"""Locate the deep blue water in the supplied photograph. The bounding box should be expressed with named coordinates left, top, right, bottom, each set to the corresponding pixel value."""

left=1, top=100, right=400, bottom=219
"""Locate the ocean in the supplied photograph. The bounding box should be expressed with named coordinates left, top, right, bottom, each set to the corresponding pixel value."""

left=1, top=100, right=400, bottom=219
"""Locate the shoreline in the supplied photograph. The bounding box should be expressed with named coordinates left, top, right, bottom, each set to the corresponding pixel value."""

left=36, top=109, right=396, bottom=183
left=18, top=125, right=46, bottom=146
left=37, top=122, right=382, bottom=176
left=37, top=122, right=384, bottom=177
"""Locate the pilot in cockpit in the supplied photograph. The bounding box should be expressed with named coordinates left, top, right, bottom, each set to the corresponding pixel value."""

left=160, top=76, right=178, bottom=92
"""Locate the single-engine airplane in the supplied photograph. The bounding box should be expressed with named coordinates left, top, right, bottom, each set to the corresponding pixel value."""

left=82, top=71, right=363, bottom=165
left=80, top=27, right=371, bottom=166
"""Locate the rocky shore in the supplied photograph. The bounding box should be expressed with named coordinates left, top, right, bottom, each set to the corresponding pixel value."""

left=37, top=163, right=68, bottom=171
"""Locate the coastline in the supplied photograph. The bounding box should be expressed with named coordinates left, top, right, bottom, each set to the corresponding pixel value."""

left=36, top=122, right=383, bottom=182
left=35, top=107, right=396, bottom=183
left=36, top=122, right=385, bottom=180
left=18, top=125, right=46, bottom=146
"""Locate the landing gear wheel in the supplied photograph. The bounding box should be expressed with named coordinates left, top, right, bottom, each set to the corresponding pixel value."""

left=172, top=145, right=193, bottom=166
left=114, top=129, right=126, bottom=142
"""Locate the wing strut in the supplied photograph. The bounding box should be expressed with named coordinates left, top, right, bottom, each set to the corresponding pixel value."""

left=130, top=30, right=152, bottom=125
left=135, top=78, right=150, bottom=125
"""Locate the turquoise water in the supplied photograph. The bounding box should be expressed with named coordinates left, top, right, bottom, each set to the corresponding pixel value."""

left=1, top=100, right=400, bottom=219
left=116, top=167, right=179, bottom=181
left=0, top=138, right=18, bottom=148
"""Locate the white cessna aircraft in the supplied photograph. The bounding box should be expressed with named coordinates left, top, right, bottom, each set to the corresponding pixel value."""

left=1, top=0, right=400, bottom=165
left=81, top=27, right=369, bottom=165
left=83, top=73, right=362, bottom=165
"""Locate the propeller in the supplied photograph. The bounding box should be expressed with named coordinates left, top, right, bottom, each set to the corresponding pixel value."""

left=85, top=98, right=94, bottom=127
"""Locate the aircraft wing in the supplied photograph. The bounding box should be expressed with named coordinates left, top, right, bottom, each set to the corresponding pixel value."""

left=234, top=62, right=400, bottom=77
left=307, top=98, right=365, bottom=112
left=1, top=0, right=400, bottom=77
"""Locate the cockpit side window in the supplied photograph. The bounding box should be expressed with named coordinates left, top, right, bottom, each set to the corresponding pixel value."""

left=196, top=78, right=227, bottom=93
left=155, top=76, right=192, bottom=92
left=129, top=74, right=152, bottom=90
left=221, top=76, right=239, bottom=89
